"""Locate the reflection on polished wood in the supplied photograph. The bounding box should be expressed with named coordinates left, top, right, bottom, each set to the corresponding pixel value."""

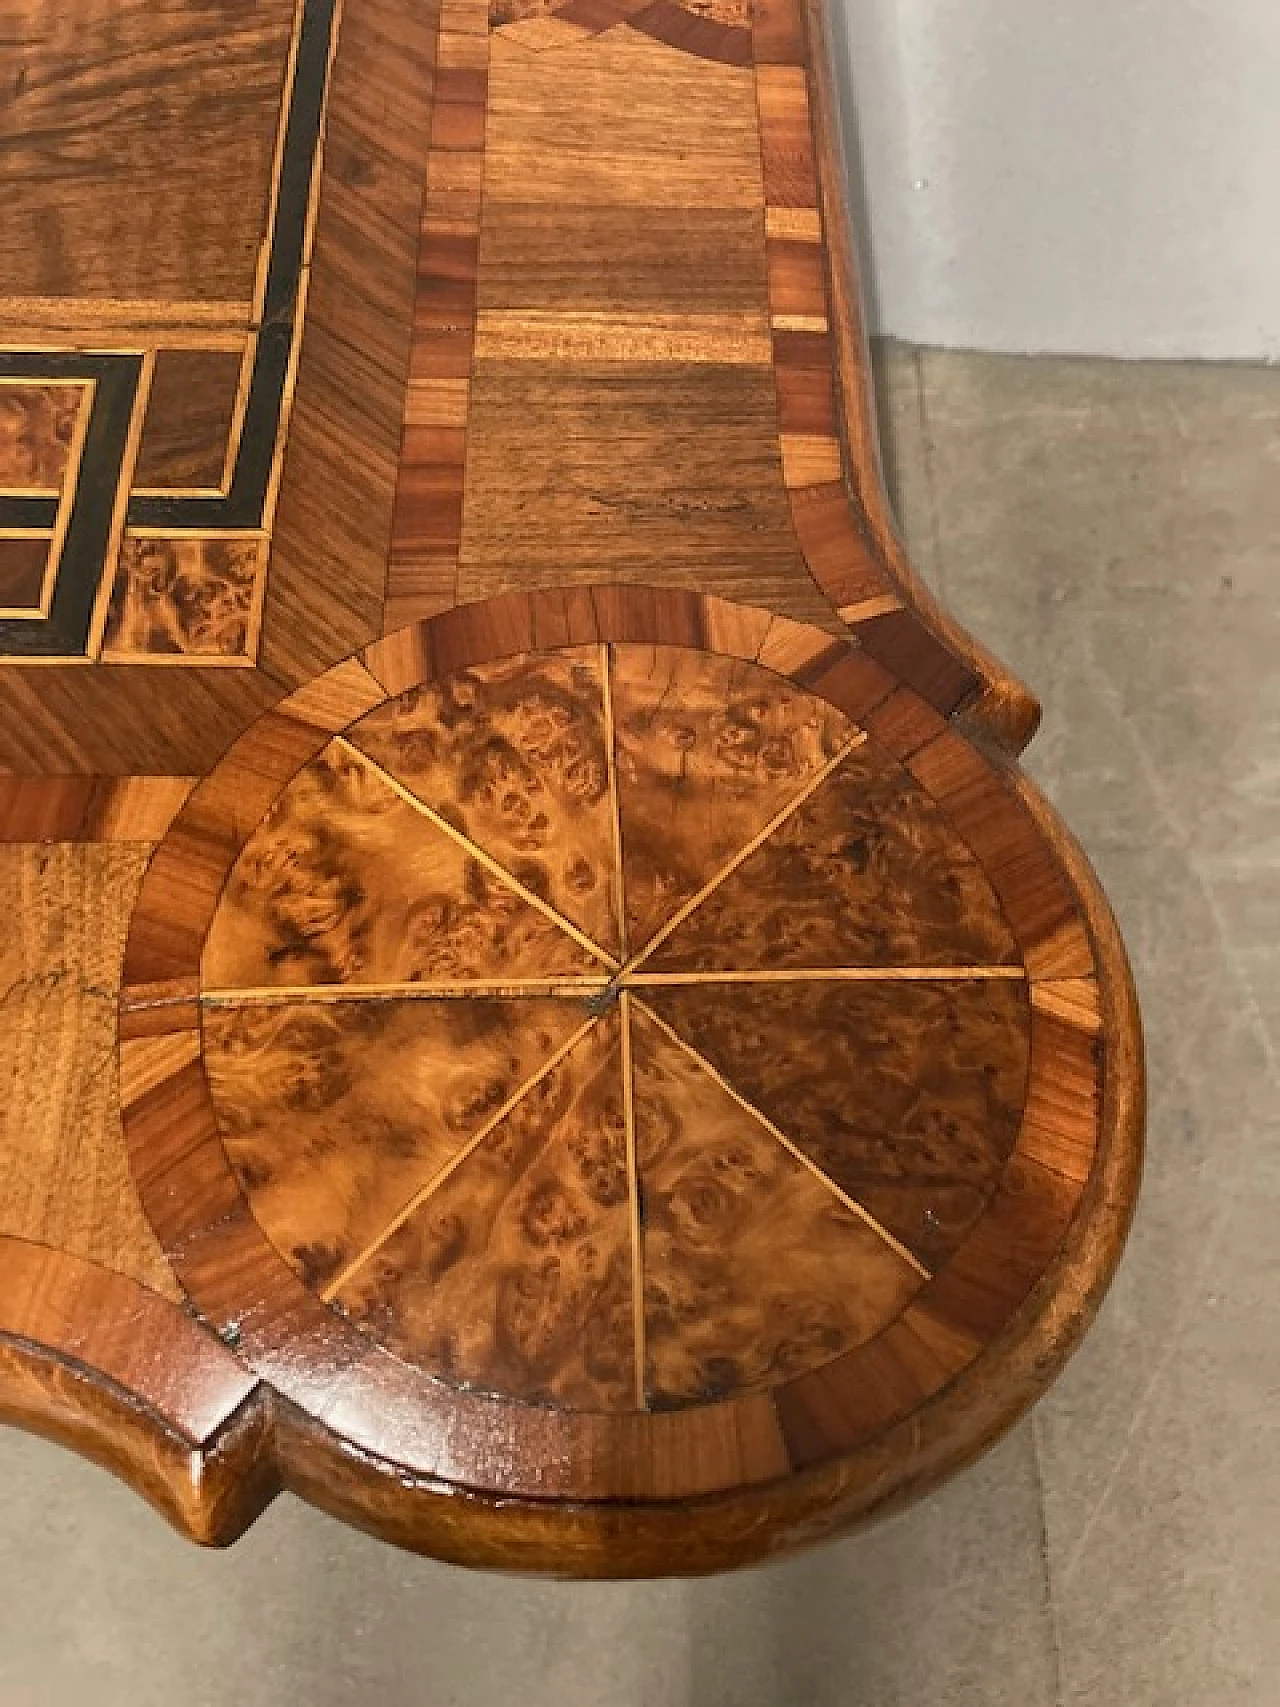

left=202, top=739, right=599, bottom=988
left=612, top=644, right=854, bottom=953
left=649, top=737, right=1022, bottom=970
left=648, top=977, right=1031, bottom=1269
left=0, top=0, right=1142, bottom=1579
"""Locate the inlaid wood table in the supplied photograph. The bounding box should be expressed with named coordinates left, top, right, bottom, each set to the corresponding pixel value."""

left=0, top=0, right=1143, bottom=1576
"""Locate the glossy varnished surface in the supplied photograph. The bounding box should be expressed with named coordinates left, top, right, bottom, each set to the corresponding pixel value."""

left=204, top=996, right=590, bottom=1293
left=649, top=978, right=1030, bottom=1269
left=187, top=640, right=1039, bottom=1420
left=647, top=741, right=1022, bottom=970
left=632, top=1004, right=923, bottom=1408
left=611, top=644, right=853, bottom=953
left=333, top=1012, right=637, bottom=1411
left=0, top=0, right=1141, bottom=1577
left=348, top=651, right=621, bottom=955
left=202, top=739, right=598, bottom=987
left=101, top=601, right=1135, bottom=1583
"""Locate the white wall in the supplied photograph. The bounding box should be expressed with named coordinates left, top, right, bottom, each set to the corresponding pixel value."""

left=833, top=0, right=1280, bottom=359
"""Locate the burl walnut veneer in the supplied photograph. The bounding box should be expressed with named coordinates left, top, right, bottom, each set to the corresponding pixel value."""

left=0, top=0, right=1143, bottom=1575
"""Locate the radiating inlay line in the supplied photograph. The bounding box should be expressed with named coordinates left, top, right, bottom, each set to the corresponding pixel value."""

left=618, top=991, right=647, bottom=1410
left=634, top=997, right=931, bottom=1279
left=201, top=975, right=612, bottom=1005
left=321, top=1012, right=603, bottom=1302
left=620, top=730, right=869, bottom=976
left=599, top=644, right=630, bottom=960
left=333, top=736, right=621, bottom=972
left=625, top=967, right=1028, bottom=988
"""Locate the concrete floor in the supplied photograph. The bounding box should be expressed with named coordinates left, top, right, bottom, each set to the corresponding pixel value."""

left=1, top=343, right=1276, bottom=1706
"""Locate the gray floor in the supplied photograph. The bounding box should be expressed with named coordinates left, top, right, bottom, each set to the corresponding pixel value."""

left=1, top=344, right=1276, bottom=1706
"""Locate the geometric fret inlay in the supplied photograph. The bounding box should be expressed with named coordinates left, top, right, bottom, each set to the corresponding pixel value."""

left=0, top=0, right=339, bottom=662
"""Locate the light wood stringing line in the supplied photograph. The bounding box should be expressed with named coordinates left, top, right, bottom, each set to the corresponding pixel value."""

left=629, top=967, right=1028, bottom=987
left=35, top=379, right=95, bottom=618
left=620, top=730, right=868, bottom=975
left=320, top=1012, right=602, bottom=1300
left=634, top=997, right=930, bottom=1279
left=599, top=644, right=630, bottom=959
left=333, top=736, right=620, bottom=971
left=619, top=990, right=647, bottom=1409
left=84, top=349, right=155, bottom=659
left=202, top=976, right=611, bottom=1003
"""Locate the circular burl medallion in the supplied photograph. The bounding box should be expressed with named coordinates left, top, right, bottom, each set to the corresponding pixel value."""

left=197, top=637, right=1033, bottom=1410
left=120, top=591, right=1127, bottom=1546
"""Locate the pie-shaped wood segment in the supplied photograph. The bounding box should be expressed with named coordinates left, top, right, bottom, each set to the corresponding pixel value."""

left=203, top=996, right=591, bottom=1294
left=630, top=1003, right=925, bottom=1409
left=647, top=740, right=1021, bottom=971
left=330, top=1011, right=638, bottom=1411
left=610, top=644, right=855, bottom=955
left=0, top=0, right=1141, bottom=1578
left=202, top=738, right=601, bottom=990
left=647, top=978, right=1032, bottom=1270
left=345, top=649, right=622, bottom=960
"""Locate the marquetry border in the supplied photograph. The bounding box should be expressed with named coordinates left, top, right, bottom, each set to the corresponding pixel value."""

left=750, top=0, right=988, bottom=725
left=0, top=354, right=144, bottom=656
left=797, top=0, right=1040, bottom=750
left=116, top=586, right=1140, bottom=1566
left=383, top=0, right=489, bottom=631
left=0, top=0, right=341, bottom=663
left=0, top=0, right=437, bottom=775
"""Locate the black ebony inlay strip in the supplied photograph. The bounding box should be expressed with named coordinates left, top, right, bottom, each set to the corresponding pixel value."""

left=129, top=0, right=338, bottom=531
left=0, top=353, right=142, bottom=659
left=0, top=0, right=339, bottom=657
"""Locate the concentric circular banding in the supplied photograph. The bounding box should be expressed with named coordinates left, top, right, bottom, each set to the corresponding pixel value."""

left=118, top=586, right=1139, bottom=1569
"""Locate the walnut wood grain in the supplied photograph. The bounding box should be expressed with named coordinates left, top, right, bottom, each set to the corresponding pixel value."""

left=0, top=536, right=52, bottom=609
left=133, top=349, right=245, bottom=492
left=0, top=2, right=295, bottom=304
left=0, top=845, right=182, bottom=1299
left=0, top=0, right=431, bottom=771
left=0, top=0, right=1142, bottom=1579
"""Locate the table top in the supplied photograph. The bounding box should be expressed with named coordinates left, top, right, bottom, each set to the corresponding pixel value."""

left=0, top=0, right=1143, bottom=1575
